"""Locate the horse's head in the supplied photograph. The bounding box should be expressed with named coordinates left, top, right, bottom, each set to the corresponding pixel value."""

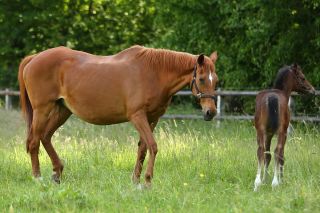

left=290, top=63, right=315, bottom=95
left=191, top=52, right=218, bottom=121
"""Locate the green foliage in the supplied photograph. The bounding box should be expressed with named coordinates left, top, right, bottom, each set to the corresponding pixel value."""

left=152, top=0, right=320, bottom=113
left=153, top=0, right=320, bottom=88
left=0, top=0, right=156, bottom=88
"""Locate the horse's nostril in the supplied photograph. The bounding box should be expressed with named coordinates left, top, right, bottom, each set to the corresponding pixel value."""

left=206, top=110, right=211, bottom=116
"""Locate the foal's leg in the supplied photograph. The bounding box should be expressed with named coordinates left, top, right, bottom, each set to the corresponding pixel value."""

left=131, top=111, right=158, bottom=188
left=132, top=119, right=159, bottom=184
left=254, top=129, right=265, bottom=191
left=28, top=105, right=53, bottom=179
left=262, top=133, right=273, bottom=182
left=41, top=104, right=71, bottom=183
left=272, top=131, right=287, bottom=188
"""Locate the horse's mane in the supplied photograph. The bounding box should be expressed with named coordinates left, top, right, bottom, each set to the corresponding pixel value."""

left=135, top=46, right=196, bottom=72
left=273, top=66, right=291, bottom=90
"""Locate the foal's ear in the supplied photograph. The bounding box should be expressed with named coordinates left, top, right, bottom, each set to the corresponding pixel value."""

left=291, top=63, right=299, bottom=73
left=197, top=54, right=205, bottom=66
left=210, top=51, right=218, bottom=63
left=291, top=63, right=298, bottom=70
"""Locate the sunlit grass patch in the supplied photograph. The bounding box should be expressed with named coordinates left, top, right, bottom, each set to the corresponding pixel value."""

left=0, top=109, right=319, bottom=212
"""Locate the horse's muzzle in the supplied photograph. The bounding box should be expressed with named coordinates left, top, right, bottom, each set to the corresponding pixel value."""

left=300, top=87, right=316, bottom=95
left=204, top=109, right=216, bottom=121
left=309, top=88, right=316, bottom=95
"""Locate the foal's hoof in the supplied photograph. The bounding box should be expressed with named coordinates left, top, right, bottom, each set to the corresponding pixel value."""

left=52, top=173, right=61, bottom=184
left=135, top=183, right=152, bottom=190
left=33, top=176, right=43, bottom=182
left=136, top=184, right=145, bottom=190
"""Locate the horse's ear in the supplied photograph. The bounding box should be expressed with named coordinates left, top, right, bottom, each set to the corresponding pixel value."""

left=292, top=63, right=298, bottom=69
left=197, top=54, right=205, bottom=66
left=291, top=63, right=299, bottom=73
left=210, top=51, right=218, bottom=63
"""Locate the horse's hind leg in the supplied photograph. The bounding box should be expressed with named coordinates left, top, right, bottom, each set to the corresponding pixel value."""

left=41, top=103, right=71, bottom=183
left=132, top=119, right=158, bottom=184
left=262, top=133, right=273, bottom=182
left=28, top=104, right=54, bottom=179
left=254, top=129, right=265, bottom=191
left=132, top=137, right=147, bottom=184
left=272, top=131, right=287, bottom=188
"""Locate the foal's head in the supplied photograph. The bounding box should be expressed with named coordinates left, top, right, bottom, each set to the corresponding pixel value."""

left=191, top=52, right=218, bottom=121
left=274, top=63, right=315, bottom=94
left=290, top=63, right=315, bottom=94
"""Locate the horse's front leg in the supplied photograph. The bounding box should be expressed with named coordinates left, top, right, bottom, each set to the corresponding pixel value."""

left=132, top=119, right=159, bottom=184
left=131, top=112, right=158, bottom=188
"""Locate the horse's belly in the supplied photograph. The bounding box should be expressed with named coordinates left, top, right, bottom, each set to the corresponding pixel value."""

left=62, top=98, right=128, bottom=125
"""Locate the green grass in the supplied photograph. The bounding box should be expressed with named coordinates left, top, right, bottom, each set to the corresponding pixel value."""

left=0, top=109, right=319, bottom=212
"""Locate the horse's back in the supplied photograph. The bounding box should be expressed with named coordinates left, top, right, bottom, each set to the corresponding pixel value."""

left=255, top=89, right=289, bottom=132
left=21, top=45, right=170, bottom=125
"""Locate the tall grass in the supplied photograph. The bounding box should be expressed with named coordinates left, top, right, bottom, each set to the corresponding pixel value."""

left=0, top=109, right=319, bottom=212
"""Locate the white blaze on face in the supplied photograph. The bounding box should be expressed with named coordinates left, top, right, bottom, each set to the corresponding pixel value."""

left=209, top=72, right=213, bottom=85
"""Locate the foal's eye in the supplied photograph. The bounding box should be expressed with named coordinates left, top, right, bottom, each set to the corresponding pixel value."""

left=199, top=78, right=205, bottom=84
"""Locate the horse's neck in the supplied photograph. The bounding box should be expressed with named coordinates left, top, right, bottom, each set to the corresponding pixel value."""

left=163, top=57, right=196, bottom=97
left=137, top=49, right=196, bottom=97
left=273, top=74, right=293, bottom=99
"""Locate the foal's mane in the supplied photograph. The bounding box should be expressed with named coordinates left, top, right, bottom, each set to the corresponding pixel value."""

left=273, top=66, right=291, bottom=90
left=135, top=46, right=196, bottom=72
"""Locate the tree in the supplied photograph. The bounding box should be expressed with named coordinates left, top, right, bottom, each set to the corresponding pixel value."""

left=0, top=0, right=156, bottom=88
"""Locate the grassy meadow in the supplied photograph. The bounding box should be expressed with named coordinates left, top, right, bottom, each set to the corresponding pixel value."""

left=0, top=109, right=319, bottom=212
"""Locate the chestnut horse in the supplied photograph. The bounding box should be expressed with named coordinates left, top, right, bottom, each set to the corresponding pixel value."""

left=18, top=45, right=218, bottom=186
left=253, top=64, right=315, bottom=191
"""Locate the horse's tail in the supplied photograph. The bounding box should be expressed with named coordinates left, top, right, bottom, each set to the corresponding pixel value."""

left=18, top=54, right=36, bottom=152
left=267, top=95, right=279, bottom=132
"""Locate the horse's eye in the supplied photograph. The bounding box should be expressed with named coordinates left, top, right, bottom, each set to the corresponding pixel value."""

left=199, top=78, right=205, bottom=84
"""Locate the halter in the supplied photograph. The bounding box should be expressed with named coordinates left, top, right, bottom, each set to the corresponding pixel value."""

left=190, top=64, right=217, bottom=101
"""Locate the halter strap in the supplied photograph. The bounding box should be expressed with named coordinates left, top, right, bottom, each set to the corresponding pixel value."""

left=190, top=64, right=217, bottom=101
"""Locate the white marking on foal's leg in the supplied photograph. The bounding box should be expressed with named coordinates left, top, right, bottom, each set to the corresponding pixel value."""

left=272, top=163, right=280, bottom=188
left=262, top=165, right=269, bottom=183
left=254, top=163, right=262, bottom=191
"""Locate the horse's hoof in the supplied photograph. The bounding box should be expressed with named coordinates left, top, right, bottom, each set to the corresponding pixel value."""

left=254, top=177, right=262, bottom=192
left=144, top=182, right=152, bottom=189
left=135, top=183, right=151, bottom=190
left=271, top=178, right=280, bottom=189
left=136, top=184, right=144, bottom=190
left=52, top=173, right=61, bottom=184
left=131, top=172, right=140, bottom=184
left=33, top=176, right=43, bottom=182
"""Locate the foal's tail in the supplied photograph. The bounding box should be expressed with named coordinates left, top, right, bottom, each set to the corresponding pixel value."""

left=18, top=54, right=36, bottom=152
left=267, top=95, right=279, bottom=132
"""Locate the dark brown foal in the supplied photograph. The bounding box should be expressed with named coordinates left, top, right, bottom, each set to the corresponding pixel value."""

left=254, top=64, right=315, bottom=191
